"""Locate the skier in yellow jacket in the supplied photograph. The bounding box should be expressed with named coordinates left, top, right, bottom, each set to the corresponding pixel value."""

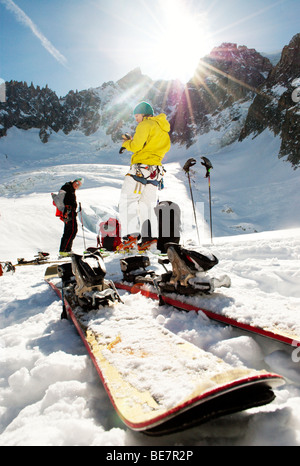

left=118, top=102, right=171, bottom=251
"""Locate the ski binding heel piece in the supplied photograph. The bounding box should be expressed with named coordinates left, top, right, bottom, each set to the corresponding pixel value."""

left=120, top=255, right=156, bottom=283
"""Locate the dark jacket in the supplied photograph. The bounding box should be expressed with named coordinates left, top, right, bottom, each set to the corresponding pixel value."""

left=60, top=182, right=77, bottom=211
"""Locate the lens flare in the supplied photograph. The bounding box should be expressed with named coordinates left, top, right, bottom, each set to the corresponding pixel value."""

left=148, top=0, right=212, bottom=83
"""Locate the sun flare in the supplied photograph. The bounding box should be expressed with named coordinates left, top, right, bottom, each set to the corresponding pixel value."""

left=149, top=0, right=212, bottom=83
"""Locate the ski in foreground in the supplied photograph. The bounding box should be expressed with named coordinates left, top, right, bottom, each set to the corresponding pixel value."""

left=44, top=251, right=284, bottom=436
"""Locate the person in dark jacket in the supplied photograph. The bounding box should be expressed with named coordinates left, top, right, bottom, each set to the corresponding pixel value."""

left=58, top=178, right=82, bottom=256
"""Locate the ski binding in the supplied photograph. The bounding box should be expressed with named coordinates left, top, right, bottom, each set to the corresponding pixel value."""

left=58, top=250, right=121, bottom=311
left=120, top=243, right=231, bottom=296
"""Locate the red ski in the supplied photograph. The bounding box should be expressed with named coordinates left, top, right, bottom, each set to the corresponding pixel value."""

left=115, top=282, right=300, bottom=347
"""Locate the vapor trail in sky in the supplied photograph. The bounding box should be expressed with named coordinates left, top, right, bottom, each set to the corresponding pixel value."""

left=1, top=0, right=67, bottom=66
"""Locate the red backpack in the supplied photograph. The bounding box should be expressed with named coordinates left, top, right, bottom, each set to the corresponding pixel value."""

left=51, top=192, right=65, bottom=221
left=53, top=202, right=64, bottom=221
left=98, top=218, right=122, bottom=251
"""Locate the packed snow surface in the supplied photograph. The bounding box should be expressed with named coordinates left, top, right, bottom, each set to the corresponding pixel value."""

left=0, top=128, right=300, bottom=446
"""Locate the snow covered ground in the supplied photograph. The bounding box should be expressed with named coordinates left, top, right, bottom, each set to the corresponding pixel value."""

left=0, top=128, right=300, bottom=446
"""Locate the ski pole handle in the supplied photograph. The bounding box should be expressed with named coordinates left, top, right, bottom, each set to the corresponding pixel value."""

left=183, top=158, right=197, bottom=173
left=201, top=157, right=213, bottom=178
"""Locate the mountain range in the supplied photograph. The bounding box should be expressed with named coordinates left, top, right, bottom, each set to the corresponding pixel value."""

left=0, top=33, right=300, bottom=167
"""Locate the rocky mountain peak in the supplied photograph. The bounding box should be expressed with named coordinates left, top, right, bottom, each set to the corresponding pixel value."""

left=209, top=42, right=272, bottom=68
left=117, top=67, right=152, bottom=90
left=198, top=42, right=273, bottom=91
left=239, top=33, right=300, bottom=166
left=267, top=33, right=300, bottom=85
left=170, top=43, right=273, bottom=147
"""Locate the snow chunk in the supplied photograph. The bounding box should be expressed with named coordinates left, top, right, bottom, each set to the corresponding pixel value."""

left=208, top=336, right=264, bottom=368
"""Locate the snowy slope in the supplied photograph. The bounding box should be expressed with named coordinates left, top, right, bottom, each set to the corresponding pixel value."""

left=1, top=123, right=300, bottom=238
left=0, top=127, right=300, bottom=446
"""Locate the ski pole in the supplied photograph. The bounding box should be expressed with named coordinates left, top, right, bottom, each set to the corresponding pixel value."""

left=201, top=157, right=213, bottom=243
left=183, top=158, right=200, bottom=245
left=78, top=203, right=87, bottom=251
left=60, top=283, right=67, bottom=320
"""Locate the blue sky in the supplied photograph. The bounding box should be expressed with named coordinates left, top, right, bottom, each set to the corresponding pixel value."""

left=0, top=0, right=299, bottom=97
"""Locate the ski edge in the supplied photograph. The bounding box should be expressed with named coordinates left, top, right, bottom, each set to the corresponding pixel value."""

left=115, top=282, right=300, bottom=347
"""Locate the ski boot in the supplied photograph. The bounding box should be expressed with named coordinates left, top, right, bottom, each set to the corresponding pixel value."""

left=116, top=235, right=139, bottom=253
left=138, top=238, right=158, bottom=252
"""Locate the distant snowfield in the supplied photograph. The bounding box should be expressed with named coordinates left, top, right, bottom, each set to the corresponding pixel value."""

left=0, top=127, right=300, bottom=446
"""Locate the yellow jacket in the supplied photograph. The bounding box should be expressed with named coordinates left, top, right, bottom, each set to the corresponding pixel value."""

left=123, top=114, right=171, bottom=165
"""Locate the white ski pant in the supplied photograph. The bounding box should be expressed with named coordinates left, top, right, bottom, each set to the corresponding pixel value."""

left=119, top=175, right=158, bottom=239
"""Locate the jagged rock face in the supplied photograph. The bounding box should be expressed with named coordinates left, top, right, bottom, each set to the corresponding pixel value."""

left=268, top=34, right=300, bottom=85
left=0, top=82, right=102, bottom=140
left=200, top=43, right=272, bottom=98
left=170, top=43, right=273, bottom=145
left=239, top=34, right=300, bottom=167
left=61, top=89, right=101, bottom=135
left=0, top=82, right=62, bottom=137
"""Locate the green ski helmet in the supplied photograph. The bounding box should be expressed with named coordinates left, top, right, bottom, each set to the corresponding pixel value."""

left=133, top=101, right=154, bottom=116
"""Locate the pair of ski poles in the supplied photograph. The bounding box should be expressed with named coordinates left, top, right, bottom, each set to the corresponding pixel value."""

left=183, top=157, right=213, bottom=244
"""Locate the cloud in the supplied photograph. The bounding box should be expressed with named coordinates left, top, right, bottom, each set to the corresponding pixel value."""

left=1, top=0, right=67, bottom=66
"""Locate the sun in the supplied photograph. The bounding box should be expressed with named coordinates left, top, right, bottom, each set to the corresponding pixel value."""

left=146, top=0, right=212, bottom=83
